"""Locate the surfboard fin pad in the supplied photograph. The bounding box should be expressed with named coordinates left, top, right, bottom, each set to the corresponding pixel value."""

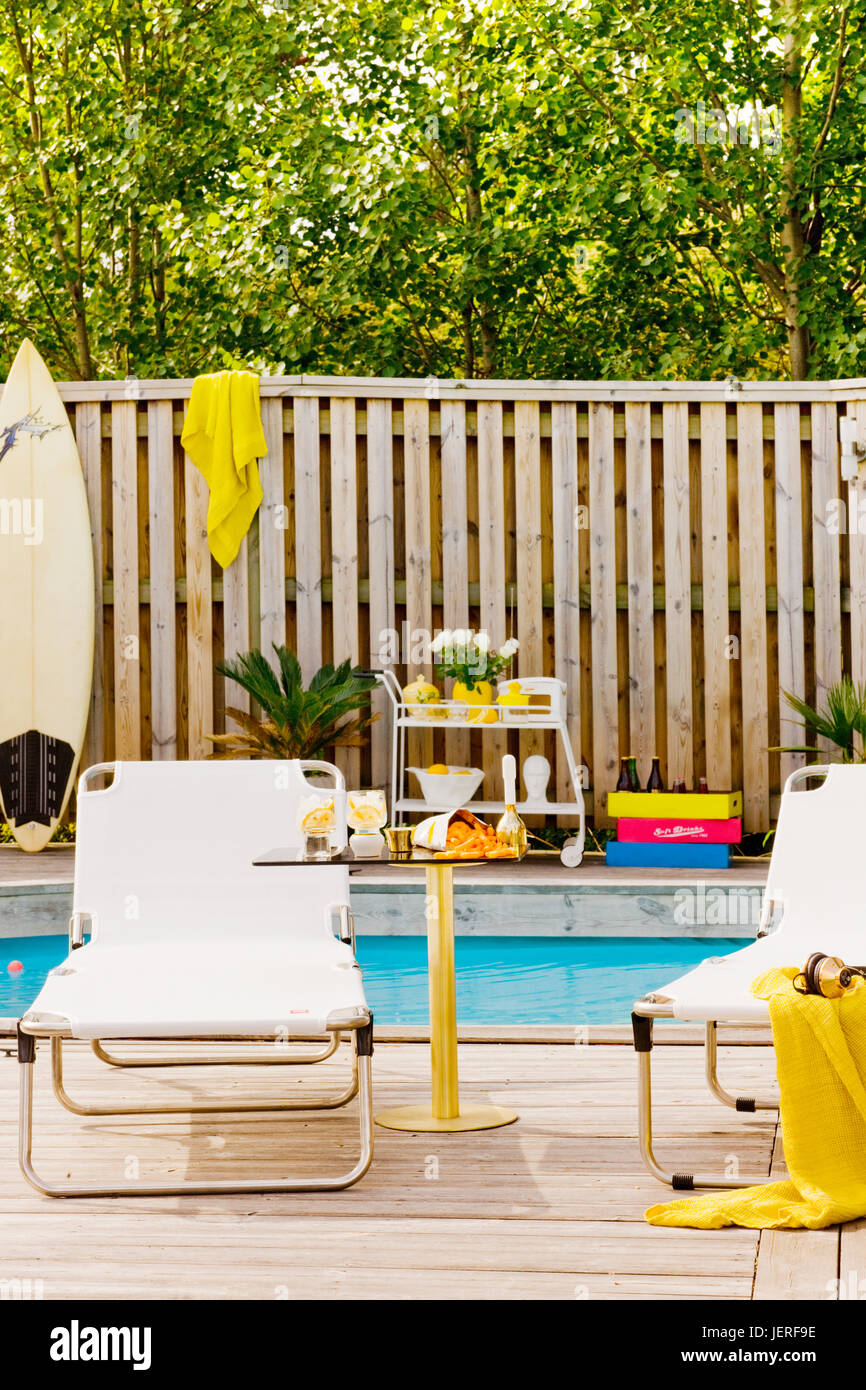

left=0, top=730, right=75, bottom=825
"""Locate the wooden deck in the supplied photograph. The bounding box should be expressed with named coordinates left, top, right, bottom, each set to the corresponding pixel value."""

left=0, top=846, right=76, bottom=886
left=0, top=844, right=770, bottom=889
left=0, top=1034, right=851, bottom=1301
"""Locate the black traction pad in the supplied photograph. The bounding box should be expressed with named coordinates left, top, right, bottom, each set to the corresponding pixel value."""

left=0, top=729, right=75, bottom=825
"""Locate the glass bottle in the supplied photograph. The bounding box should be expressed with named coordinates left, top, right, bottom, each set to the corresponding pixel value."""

left=496, top=754, right=528, bottom=855
left=697, top=777, right=708, bottom=793
left=626, top=756, right=640, bottom=792
left=646, top=757, right=664, bottom=793
left=615, top=758, right=631, bottom=791
left=672, top=777, right=686, bottom=793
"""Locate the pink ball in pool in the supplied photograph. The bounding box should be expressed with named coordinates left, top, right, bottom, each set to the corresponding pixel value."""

left=7, top=961, right=23, bottom=974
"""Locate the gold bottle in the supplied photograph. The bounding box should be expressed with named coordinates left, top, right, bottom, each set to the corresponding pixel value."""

left=496, top=754, right=528, bottom=855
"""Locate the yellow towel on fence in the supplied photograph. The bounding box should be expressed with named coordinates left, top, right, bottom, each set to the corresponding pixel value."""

left=180, top=371, right=265, bottom=568
left=646, top=966, right=866, bottom=1230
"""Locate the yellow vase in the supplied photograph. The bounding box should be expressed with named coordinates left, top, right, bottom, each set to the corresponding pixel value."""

left=452, top=678, right=497, bottom=723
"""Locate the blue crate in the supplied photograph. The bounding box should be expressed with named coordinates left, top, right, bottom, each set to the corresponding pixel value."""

left=605, top=840, right=731, bottom=869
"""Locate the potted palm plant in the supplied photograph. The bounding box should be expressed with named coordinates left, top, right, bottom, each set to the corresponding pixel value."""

left=208, top=646, right=378, bottom=760
left=776, top=676, right=866, bottom=763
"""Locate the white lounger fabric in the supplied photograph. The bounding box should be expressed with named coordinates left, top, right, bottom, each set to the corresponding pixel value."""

left=30, top=937, right=366, bottom=1039
left=23, top=760, right=368, bottom=1040
left=647, top=765, right=866, bottom=1022
left=655, top=936, right=790, bottom=1022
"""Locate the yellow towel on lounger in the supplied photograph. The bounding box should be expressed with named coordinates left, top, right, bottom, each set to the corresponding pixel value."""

left=645, top=966, right=866, bottom=1230
left=180, top=371, right=266, bottom=568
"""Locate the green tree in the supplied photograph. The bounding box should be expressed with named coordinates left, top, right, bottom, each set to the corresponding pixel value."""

left=0, top=0, right=312, bottom=376
left=1, top=0, right=864, bottom=381
left=519, top=0, right=866, bottom=378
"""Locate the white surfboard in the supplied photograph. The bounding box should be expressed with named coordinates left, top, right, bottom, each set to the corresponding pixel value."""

left=0, top=340, right=95, bottom=851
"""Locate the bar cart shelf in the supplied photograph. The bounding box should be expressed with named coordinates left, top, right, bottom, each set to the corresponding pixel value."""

left=369, top=670, right=586, bottom=866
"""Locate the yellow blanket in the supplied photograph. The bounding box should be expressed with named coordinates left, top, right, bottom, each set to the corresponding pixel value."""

left=645, top=966, right=866, bottom=1229
left=180, top=371, right=266, bottom=568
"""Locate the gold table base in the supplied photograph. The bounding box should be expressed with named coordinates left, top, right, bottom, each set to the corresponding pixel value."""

left=374, top=1102, right=517, bottom=1133
left=374, top=863, right=518, bottom=1134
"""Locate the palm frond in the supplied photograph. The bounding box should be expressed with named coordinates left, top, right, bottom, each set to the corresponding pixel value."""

left=209, top=648, right=378, bottom=761
left=274, top=646, right=304, bottom=701
left=216, top=650, right=283, bottom=718
left=782, top=678, right=866, bottom=764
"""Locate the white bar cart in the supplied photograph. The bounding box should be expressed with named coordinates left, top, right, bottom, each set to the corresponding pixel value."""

left=368, top=670, right=586, bottom=866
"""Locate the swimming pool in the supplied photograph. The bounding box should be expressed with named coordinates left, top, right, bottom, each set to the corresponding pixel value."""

left=0, top=934, right=749, bottom=1026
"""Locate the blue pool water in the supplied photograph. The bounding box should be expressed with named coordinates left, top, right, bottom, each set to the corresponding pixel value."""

left=0, top=934, right=749, bottom=1025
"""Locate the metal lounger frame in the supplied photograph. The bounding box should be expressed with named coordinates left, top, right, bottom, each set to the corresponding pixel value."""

left=18, top=1017, right=373, bottom=1197
left=631, top=764, right=838, bottom=1189
left=631, top=1000, right=779, bottom=1191
left=89, top=1033, right=340, bottom=1067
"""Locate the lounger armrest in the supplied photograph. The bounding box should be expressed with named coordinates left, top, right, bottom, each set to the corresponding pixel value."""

left=78, top=762, right=117, bottom=795
left=782, top=763, right=830, bottom=795
left=324, top=902, right=355, bottom=948
left=757, top=895, right=781, bottom=938
left=299, top=760, right=346, bottom=790
left=68, top=912, right=93, bottom=950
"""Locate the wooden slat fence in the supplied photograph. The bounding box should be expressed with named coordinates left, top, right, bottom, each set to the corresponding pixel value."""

left=6, top=374, right=866, bottom=832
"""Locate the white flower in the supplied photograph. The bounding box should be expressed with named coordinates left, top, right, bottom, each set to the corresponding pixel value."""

left=450, top=628, right=470, bottom=648
left=499, top=637, right=519, bottom=658
left=429, top=630, right=450, bottom=653
left=473, top=631, right=491, bottom=653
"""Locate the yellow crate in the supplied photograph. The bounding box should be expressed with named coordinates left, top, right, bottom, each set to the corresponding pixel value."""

left=606, top=790, right=743, bottom=820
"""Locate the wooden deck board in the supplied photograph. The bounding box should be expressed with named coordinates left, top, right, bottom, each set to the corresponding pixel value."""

left=0, top=1037, right=829, bottom=1301
left=753, top=1131, right=840, bottom=1301
left=0, top=846, right=770, bottom=890
left=0, top=847, right=77, bottom=885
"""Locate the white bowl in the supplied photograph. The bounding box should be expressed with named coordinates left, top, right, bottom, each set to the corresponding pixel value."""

left=407, top=766, right=485, bottom=808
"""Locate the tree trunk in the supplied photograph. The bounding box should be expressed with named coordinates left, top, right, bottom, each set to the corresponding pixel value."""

left=462, top=301, right=475, bottom=379
left=780, top=0, right=811, bottom=379
left=128, top=206, right=141, bottom=369
left=461, top=121, right=498, bottom=378
left=151, top=229, right=167, bottom=351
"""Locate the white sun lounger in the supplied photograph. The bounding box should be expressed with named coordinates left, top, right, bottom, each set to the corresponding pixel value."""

left=632, top=762, right=855, bottom=1191
left=17, top=759, right=374, bottom=1197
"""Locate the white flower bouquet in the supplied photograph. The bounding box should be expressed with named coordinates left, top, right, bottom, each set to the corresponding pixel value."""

left=427, top=629, right=519, bottom=692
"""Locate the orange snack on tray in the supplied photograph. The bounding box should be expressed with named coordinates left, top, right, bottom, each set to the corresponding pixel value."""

left=446, top=821, right=472, bottom=847
left=421, top=807, right=524, bottom=860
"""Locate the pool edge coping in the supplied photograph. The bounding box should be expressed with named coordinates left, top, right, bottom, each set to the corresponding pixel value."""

left=0, top=1021, right=772, bottom=1045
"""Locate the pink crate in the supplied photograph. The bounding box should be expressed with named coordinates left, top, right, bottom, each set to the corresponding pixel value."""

left=617, top=817, right=742, bottom=845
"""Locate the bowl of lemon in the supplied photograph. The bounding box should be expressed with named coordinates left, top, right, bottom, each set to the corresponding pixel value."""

left=408, top=764, right=485, bottom=809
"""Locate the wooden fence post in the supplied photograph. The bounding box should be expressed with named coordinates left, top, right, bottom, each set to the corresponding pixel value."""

left=111, top=401, right=141, bottom=760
